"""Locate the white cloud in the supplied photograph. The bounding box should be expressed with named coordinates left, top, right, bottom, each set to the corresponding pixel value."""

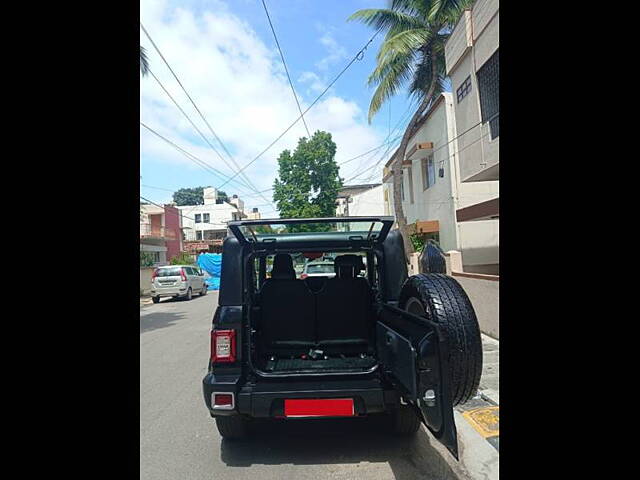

left=140, top=0, right=384, bottom=210
left=315, top=30, right=349, bottom=72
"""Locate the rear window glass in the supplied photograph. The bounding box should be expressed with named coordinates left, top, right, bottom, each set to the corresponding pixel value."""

left=307, top=264, right=334, bottom=274
left=156, top=267, right=182, bottom=277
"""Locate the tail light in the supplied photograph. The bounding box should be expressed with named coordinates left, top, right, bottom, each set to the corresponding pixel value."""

left=180, top=268, right=187, bottom=282
left=211, top=329, right=236, bottom=363
left=151, top=269, right=158, bottom=280
left=300, top=273, right=308, bottom=279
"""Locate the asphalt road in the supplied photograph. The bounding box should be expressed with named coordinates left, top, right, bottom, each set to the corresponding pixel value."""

left=140, top=291, right=460, bottom=480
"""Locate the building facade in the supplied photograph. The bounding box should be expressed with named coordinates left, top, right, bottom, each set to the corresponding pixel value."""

left=177, top=187, right=247, bottom=253
left=445, top=0, right=499, bottom=272
left=336, top=183, right=385, bottom=217
left=382, top=91, right=499, bottom=274
left=140, top=203, right=183, bottom=266
left=445, top=0, right=499, bottom=214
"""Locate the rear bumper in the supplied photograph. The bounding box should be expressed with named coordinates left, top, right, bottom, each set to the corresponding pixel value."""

left=202, top=373, right=399, bottom=418
left=150, top=285, right=188, bottom=297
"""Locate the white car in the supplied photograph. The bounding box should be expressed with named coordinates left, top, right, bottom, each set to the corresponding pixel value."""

left=300, top=261, right=336, bottom=279
left=150, top=265, right=207, bottom=303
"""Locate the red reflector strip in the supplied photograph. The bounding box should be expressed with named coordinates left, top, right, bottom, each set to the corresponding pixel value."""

left=284, top=399, right=354, bottom=417
left=214, top=394, right=233, bottom=406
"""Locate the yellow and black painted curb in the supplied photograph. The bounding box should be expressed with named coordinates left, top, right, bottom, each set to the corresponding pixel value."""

left=456, top=396, right=499, bottom=451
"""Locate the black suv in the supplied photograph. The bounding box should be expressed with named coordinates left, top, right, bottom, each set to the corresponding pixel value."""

left=202, top=217, right=482, bottom=459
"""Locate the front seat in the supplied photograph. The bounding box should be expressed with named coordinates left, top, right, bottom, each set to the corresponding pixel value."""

left=315, top=255, right=373, bottom=354
left=259, top=253, right=315, bottom=355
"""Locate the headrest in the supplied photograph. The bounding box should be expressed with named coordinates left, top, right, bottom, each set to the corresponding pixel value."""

left=334, top=255, right=364, bottom=279
left=271, top=253, right=296, bottom=280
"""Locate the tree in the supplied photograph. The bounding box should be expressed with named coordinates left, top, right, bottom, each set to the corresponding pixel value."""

left=172, top=187, right=229, bottom=206
left=173, top=187, right=204, bottom=206
left=349, top=0, right=472, bottom=260
left=140, top=46, right=149, bottom=76
left=272, top=131, right=342, bottom=231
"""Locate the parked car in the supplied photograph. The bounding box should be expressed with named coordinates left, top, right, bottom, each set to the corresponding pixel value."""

left=202, top=217, right=482, bottom=460
left=300, top=260, right=335, bottom=279
left=150, top=265, right=207, bottom=303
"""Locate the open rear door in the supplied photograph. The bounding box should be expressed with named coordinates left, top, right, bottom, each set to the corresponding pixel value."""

left=377, top=304, right=458, bottom=459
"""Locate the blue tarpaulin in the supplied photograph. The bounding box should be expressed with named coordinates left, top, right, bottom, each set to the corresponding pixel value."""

left=197, top=253, right=222, bottom=290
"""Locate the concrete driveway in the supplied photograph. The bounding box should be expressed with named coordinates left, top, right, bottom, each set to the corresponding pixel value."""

left=140, top=291, right=461, bottom=480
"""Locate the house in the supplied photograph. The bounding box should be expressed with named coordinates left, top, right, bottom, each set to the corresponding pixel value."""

left=140, top=203, right=183, bottom=266
left=336, top=183, right=385, bottom=216
left=335, top=183, right=385, bottom=232
left=382, top=91, right=499, bottom=274
left=445, top=0, right=499, bottom=224
left=177, top=187, right=246, bottom=253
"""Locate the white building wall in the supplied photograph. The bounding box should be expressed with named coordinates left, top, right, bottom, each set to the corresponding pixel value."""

left=178, top=202, right=240, bottom=240
left=348, top=185, right=385, bottom=216
left=447, top=0, right=499, bottom=182
left=384, top=92, right=498, bottom=270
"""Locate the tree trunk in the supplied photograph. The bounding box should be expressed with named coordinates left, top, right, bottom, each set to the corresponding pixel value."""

left=391, top=55, right=440, bottom=263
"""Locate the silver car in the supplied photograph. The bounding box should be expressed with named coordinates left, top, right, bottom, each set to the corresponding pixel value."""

left=150, top=265, right=207, bottom=303
left=300, top=261, right=336, bottom=279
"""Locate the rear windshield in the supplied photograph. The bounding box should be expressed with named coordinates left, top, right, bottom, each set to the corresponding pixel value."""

left=156, top=267, right=182, bottom=277
left=307, top=264, right=334, bottom=274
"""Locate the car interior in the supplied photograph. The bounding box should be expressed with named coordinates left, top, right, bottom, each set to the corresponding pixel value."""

left=249, top=251, right=380, bottom=374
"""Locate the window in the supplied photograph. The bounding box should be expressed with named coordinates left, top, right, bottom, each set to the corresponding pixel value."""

left=195, top=214, right=202, bottom=223
left=203, top=213, right=210, bottom=223
left=422, top=154, right=436, bottom=190
left=456, top=76, right=472, bottom=103
left=156, top=267, right=182, bottom=277
left=477, top=49, right=499, bottom=139
left=196, top=230, right=203, bottom=240
left=152, top=252, right=160, bottom=263
left=407, top=166, right=414, bottom=204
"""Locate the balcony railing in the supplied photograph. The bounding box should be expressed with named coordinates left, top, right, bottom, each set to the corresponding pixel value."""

left=140, top=223, right=178, bottom=240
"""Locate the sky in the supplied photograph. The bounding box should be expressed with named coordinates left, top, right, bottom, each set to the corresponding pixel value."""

left=140, top=0, right=444, bottom=216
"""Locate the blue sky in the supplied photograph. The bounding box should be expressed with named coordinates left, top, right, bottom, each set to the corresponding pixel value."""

left=140, top=0, right=446, bottom=215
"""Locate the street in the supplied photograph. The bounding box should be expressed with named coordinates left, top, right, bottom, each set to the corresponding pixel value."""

left=140, top=291, right=461, bottom=480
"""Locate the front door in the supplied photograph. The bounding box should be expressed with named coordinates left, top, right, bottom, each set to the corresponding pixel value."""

left=377, top=304, right=458, bottom=458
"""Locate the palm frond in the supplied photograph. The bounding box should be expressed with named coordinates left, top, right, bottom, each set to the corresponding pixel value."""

left=348, top=8, right=425, bottom=32
left=377, top=28, right=431, bottom=62
left=140, top=45, right=150, bottom=76
left=368, top=52, right=416, bottom=122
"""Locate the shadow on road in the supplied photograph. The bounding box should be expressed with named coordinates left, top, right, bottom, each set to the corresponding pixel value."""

left=140, top=311, right=188, bottom=334
left=219, top=416, right=458, bottom=479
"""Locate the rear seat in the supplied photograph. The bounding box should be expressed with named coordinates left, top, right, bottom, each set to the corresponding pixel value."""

left=259, top=254, right=315, bottom=355
left=316, top=255, right=373, bottom=354
left=260, top=254, right=373, bottom=357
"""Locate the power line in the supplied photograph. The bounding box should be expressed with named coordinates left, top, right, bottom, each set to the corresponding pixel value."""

left=140, top=22, right=273, bottom=207
left=145, top=68, right=257, bottom=195
left=260, top=0, right=310, bottom=138
left=141, top=184, right=175, bottom=193
left=140, top=121, right=259, bottom=198
left=216, top=25, right=384, bottom=190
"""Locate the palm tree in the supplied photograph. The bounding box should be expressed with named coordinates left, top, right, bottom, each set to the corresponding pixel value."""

left=349, top=0, right=472, bottom=259
left=140, top=45, right=150, bottom=76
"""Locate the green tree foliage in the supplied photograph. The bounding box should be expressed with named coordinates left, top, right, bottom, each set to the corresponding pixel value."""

left=140, top=251, right=155, bottom=267
left=173, top=187, right=205, bottom=206
left=172, top=187, right=229, bottom=206
left=272, top=131, right=342, bottom=231
left=170, top=251, right=196, bottom=265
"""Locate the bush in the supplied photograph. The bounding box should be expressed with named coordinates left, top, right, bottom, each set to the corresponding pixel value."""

left=140, top=251, right=155, bottom=267
left=410, top=234, right=426, bottom=253
left=170, top=251, right=195, bottom=265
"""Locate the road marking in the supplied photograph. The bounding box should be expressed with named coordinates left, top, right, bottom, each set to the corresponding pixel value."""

left=462, top=406, right=499, bottom=438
